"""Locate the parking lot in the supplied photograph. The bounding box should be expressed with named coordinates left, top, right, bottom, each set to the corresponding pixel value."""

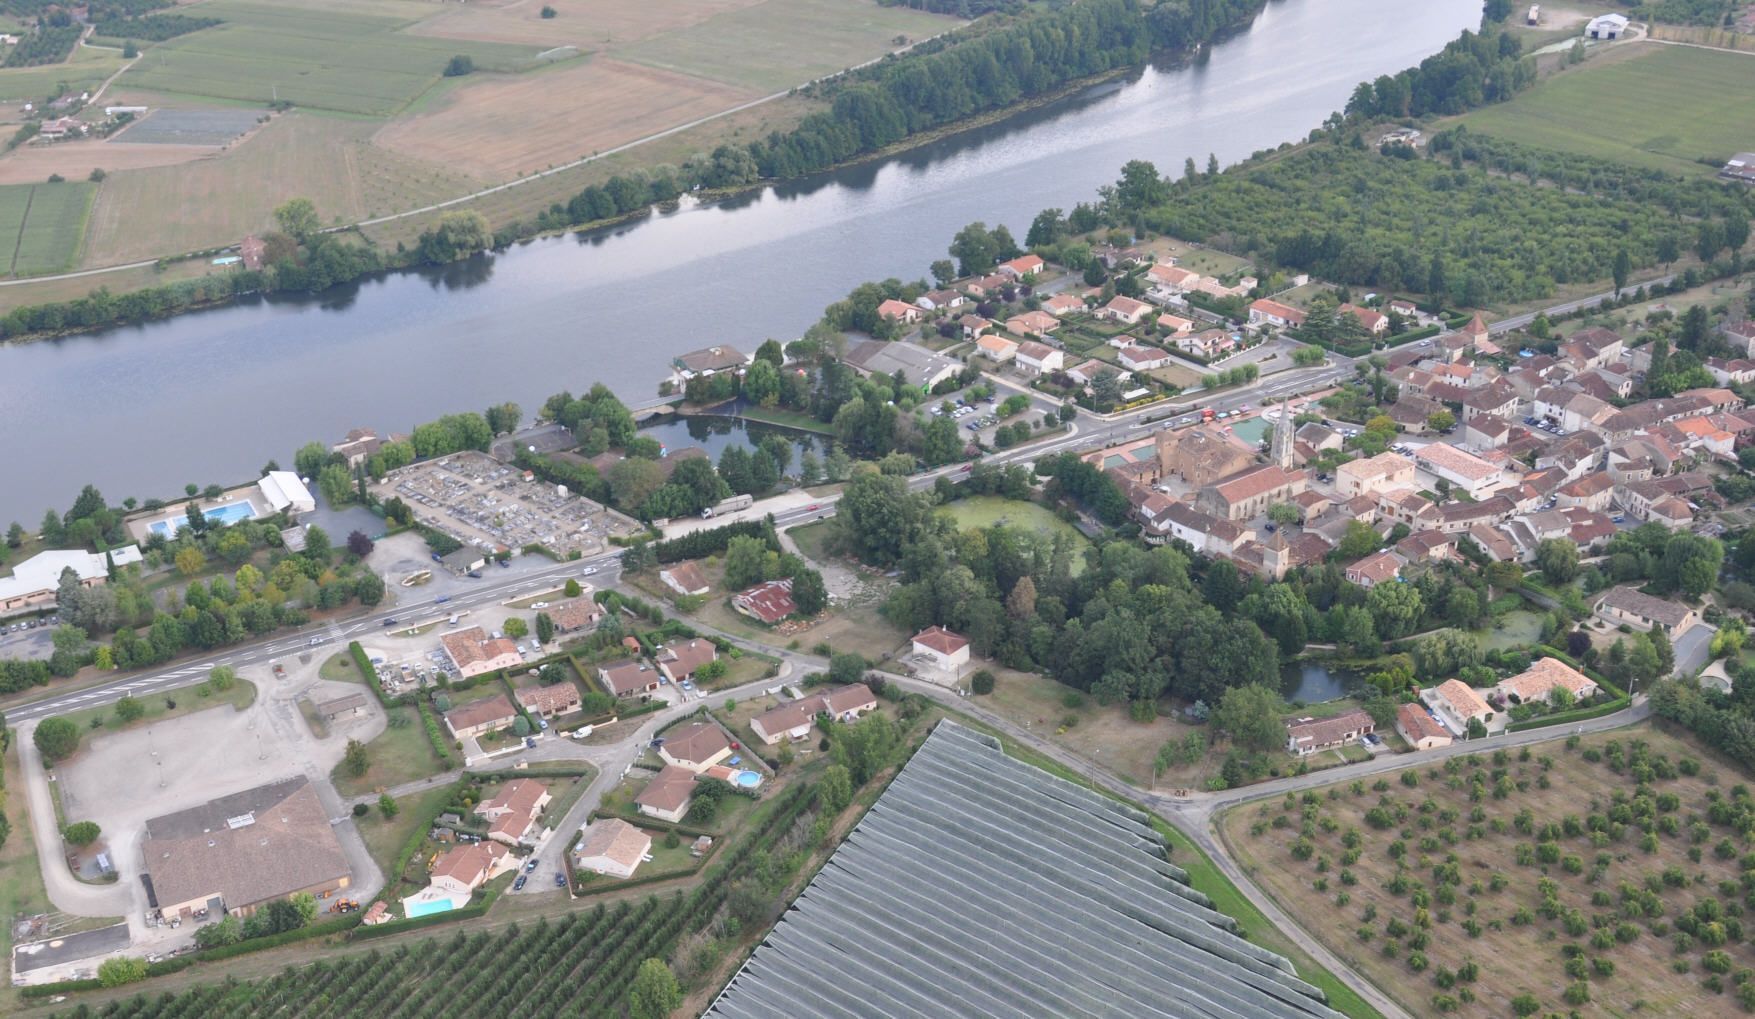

left=372, top=451, right=643, bottom=560
left=0, top=614, right=57, bottom=660
left=930, top=384, right=1066, bottom=447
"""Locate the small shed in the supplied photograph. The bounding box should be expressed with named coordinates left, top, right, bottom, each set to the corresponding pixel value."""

left=316, top=692, right=368, bottom=721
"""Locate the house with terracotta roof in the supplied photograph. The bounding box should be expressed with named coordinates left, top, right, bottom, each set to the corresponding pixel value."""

left=1146, top=263, right=1201, bottom=293
left=1395, top=702, right=1452, bottom=751
left=877, top=299, right=920, bottom=324
left=657, top=721, right=733, bottom=772
left=1340, top=303, right=1388, bottom=335
left=959, top=314, right=993, bottom=339
left=1006, top=310, right=1060, bottom=338
left=1041, top=293, right=1085, bottom=316
left=440, top=626, right=524, bottom=679
left=1284, top=709, right=1375, bottom=756
left=1412, top=443, right=1504, bottom=499
left=977, top=334, right=1019, bottom=363
left=659, top=562, right=711, bottom=598
left=1594, top=587, right=1699, bottom=639
left=1555, top=472, right=1613, bottom=512
left=1100, top=295, right=1152, bottom=325
left=476, top=779, right=551, bottom=846
left=547, top=598, right=603, bottom=633
left=656, top=639, right=718, bottom=684
left=635, top=765, right=698, bottom=823
left=443, top=694, right=519, bottom=740
left=599, top=660, right=661, bottom=698
left=573, top=818, right=651, bottom=879
left=915, top=289, right=966, bottom=313
left=1248, top=299, right=1306, bottom=330
left=1157, top=312, right=1195, bottom=336
left=911, top=626, right=970, bottom=670
left=1422, top=679, right=1498, bottom=736
left=998, top=254, right=1045, bottom=279
left=1115, top=344, right=1172, bottom=371
left=1495, top=657, right=1598, bottom=707
left=1014, top=340, right=1064, bottom=375
left=517, top=682, right=581, bottom=719
left=749, top=684, right=878, bottom=745
left=1335, top=452, right=1414, bottom=498
left=1344, top=550, right=1405, bottom=588
left=732, top=578, right=796, bottom=624
left=406, top=841, right=512, bottom=915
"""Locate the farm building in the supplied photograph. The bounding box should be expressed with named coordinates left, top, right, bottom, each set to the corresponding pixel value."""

left=732, top=579, right=796, bottom=625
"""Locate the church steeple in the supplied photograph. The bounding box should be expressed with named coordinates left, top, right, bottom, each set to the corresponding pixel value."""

left=1271, top=397, right=1296, bottom=470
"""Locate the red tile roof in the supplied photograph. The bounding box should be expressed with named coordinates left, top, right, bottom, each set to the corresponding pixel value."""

left=912, top=626, right=969, bottom=656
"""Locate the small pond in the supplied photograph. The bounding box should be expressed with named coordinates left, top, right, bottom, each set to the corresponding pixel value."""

left=1280, top=660, right=1367, bottom=705
left=637, top=412, right=824, bottom=465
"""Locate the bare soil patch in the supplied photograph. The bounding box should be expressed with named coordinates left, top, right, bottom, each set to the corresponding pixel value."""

left=374, top=58, right=755, bottom=180
left=0, top=140, right=214, bottom=185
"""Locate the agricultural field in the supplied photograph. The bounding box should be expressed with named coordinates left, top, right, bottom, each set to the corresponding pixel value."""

left=1458, top=43, right=1755, bottom=175
left=116, top=1, right=545, bottom=116
left=373, top=57, right=755, bottom=180
left=1223, top=727, right=1755, bottom=1018
left=80, top=112, right=482, bottom=264
left=408, top=0, right=759, bottom=47
left=0, top=180, right=93, bottom=275
left=0, top=45, right=126, bottom=101
left=615, top=0, right=956, bottom=92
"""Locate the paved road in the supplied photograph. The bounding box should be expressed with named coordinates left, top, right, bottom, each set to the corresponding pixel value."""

left=1489, top=274, right=1677, bottom=334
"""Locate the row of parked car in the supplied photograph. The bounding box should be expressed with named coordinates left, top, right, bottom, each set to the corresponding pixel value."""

left=4, top=614, right=56, bottom=635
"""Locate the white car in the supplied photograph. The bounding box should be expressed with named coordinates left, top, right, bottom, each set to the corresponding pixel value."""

left=582, top=566, right=598, bottom=576
left=531, top=601, right=549, bottom=609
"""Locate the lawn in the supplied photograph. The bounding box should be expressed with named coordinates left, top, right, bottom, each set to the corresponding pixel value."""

left=56, top=676, right=255, bottom=734
left=979, top=668, right=1201, bottom=788
left=936, top=497, right=1091, bottom=562
left=614, top=0, right=955, bottom=93
left=0, top=744, right=51, bottom=954
left=0, top=180, right=94, bottom=276
left=116, top=0, right=542, bottom=116
left=320, top=650, right=365, bottom=683
left=356, top=784, right=453, bottom=877
left=1457, top=43, right=1755, bottom=176
left=1222, top=726, right=1753, bottom=1019
left=331, top=704, right=450, bottom=798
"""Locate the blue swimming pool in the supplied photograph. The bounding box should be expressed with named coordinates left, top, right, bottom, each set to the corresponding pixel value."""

left=404, top=895, right=457, bottom=919
left=734, top=770, right=762, bottom=790
left=148, top=500, right=259, bottom=537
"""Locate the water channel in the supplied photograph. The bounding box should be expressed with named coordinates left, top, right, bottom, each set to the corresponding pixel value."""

left=0, top=0, right=1479, bottom=521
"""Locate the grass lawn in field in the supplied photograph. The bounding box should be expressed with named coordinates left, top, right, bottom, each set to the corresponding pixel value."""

left=614, top=0, right=956, bottom=93
left=936, top=497, right=1090, bottom=560
left=787, top=520, right=834, bottom=564
left=331, top=704, right=450, bottom=798
left=0, top=180, right=93, bottom=276
left=319, top=651, right=365, bottom=684
left=56, top=676, right=255, bottom=734
left=117, top=0, right=541, bottom=116
left=1222, top=725, right=1754, bottom=1019
left=1457, top=43, right=1755, bottom=176
left=356, top=785, right=453, bottom=876
left=1146, top=362, right=1206, bottom=391
left=0, top=45, right=126, bottom=101
left=978, top=669, right=1205, bottom=788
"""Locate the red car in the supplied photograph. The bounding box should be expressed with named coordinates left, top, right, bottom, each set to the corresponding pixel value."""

left=961, top=464, right=974, bottom=472
left=807, top=504, right=820, bottom=511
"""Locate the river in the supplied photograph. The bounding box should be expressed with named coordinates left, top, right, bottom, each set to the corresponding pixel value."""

left=0, top=0, right=1478, bottom=522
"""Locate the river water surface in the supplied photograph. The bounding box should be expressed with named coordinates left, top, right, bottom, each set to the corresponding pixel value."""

left=0, top=0, right=1478, bottom=521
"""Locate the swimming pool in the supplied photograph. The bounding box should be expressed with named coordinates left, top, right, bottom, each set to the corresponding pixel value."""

left=733, top=770, right=762, bottom=790
left=148, top=500, right=259, bottom=537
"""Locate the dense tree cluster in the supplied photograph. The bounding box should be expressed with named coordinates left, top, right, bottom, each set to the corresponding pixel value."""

left=1343, top=27, right=1533, bottom=120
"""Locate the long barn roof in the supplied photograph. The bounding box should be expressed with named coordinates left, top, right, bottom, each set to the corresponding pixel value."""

left=705, top=721, right=1343, bottom=1019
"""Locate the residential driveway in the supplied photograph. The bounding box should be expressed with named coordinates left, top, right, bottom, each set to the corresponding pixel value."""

left=1673, top=624, right=1715, bottom=678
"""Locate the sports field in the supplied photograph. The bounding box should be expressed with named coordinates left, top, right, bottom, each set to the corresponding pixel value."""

left=0, top=181, right=94, bottom=275
left=1458, top=43, right=1755, bottom=175
left=117, top=0, right=544, bottom=116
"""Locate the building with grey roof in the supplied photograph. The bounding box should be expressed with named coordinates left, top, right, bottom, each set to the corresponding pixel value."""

left=706, top=721, right=1343, bottom=1019
left=842, top=339, right=961, bottom=391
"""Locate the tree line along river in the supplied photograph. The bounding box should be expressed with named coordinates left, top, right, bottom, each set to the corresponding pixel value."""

left=0, top=0, right=1479, bottom=524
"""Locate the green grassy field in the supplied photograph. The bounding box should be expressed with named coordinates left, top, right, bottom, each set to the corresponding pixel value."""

left=937, top=496, right=1091, bottom=549
left=117, top=0, right=541, bottom=115
left=0, top=45, right=126, bottom=100
left=0, top=180, right=94, bottom=275
left=1458, top=43, right=1755, bottom=175
left=615, top=0, right=953, bottom=92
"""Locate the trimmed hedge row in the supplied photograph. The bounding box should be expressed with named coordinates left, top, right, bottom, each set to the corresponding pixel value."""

left=415, top=698, right=456, bottom=767
left=348, top=903, right=489, bottom=941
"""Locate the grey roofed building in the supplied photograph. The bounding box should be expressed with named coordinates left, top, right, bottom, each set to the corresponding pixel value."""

left=706, top=721, right=1343, bottom=1019
left=841, top=339, right=962, bottom=391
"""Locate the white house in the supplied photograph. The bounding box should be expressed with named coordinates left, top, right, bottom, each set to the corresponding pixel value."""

left=1014, top=341, right=1065, bottom=376
left=573, top=818, right=651, bottom=879
left=1115, top=345, right=1172, bottom=372
left=911, top=626, right=970, bottom=671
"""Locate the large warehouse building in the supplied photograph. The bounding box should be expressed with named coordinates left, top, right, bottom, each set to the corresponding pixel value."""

left=141, top=776, right=352, bottom=921
left=706, top=721, right=1344, bottom=1018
